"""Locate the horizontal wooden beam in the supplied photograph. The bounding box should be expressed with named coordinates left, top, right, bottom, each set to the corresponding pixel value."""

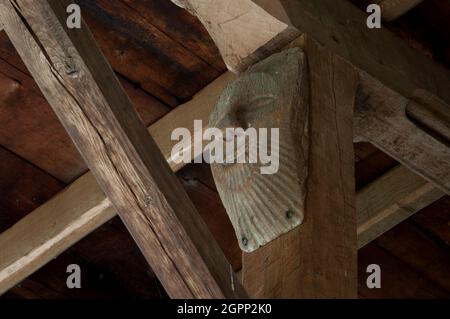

left=354, top=74, right=450, bottom=194
left=0, top=68, right=234, bottom=296
left=175, top=0, right=450, bottom=194
left=0, top=67, right=441, bottom=295
left=242, top=164, right=443, bottom=298
left=0, top=0, right=244, bottom=299
left=357, top=165, right=444, bottom=248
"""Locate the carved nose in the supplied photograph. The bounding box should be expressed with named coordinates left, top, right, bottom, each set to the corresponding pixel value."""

left=216, top=113, right=240, bottom=130
left=216, top=110, right=249, bottom=132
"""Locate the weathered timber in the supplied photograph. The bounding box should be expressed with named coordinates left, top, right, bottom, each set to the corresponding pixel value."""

left=354, top=73, right=450, bottom=194
left=242, top=39, right=359, bottom=298
left=0, top=0, right=245, bottom=299
left=209, top=48, right=309, bottom=252
left=357, top=165, right=445, bottom=248
left=0, top=67, right=235, bottom=296
left=406, top=89, right=450, bottom=144
left=0, top=82, right=438, bottom=295
left=171, top=0, right=300, bottom=73
left=174, top=0, right=450, bottom=193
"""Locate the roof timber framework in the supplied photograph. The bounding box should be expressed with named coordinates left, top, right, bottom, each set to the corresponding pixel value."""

left=0, top=0, right=448, bottom=298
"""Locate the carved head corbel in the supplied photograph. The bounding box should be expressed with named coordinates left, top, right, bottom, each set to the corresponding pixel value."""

left=209, top=48, right=309, bottom=252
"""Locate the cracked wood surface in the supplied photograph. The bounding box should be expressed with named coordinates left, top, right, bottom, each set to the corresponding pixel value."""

left=0, top=0, right=245, bottom=299
left=171, top=0, right=300, bottom=73
left=242, top=38, right=359, bottom=298
left=0, top=66, right=442, bottom=296
left=354, top=74, right=450, bottom=194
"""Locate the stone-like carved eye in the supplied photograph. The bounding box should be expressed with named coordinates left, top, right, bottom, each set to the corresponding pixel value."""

left=237, top=95, right=276, bottom=116
left=236, top=95, right=276, bottom=120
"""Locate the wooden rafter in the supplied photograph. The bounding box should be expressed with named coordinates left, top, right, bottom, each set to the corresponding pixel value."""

left=357, top=165, right=444, bottom=248
left=172, top=0, right=450, bottom=298
left=0, top=0, right=447, bottom=298
left=174, top=0, right=450, bottom=195
left=0, top=70, right=441, bottom=294
left=0, top=71, right=234, bottom=295
left=0, top=0, right=245, bottom=299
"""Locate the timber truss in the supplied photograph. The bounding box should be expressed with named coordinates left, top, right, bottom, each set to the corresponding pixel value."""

left=0, top=0, right=448, bottom=298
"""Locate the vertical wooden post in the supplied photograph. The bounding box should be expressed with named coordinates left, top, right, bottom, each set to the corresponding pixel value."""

left=242, top=39, right=358, bottom=298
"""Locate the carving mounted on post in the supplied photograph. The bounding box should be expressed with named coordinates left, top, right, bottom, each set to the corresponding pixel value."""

left=209, top=48, right=309, bottom=252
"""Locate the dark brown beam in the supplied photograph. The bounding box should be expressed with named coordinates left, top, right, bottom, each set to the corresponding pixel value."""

left=0, top=0, right=245, bottom=299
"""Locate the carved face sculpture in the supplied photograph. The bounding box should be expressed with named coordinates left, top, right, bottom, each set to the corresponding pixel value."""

left=209, top=48, right=309, bottom=252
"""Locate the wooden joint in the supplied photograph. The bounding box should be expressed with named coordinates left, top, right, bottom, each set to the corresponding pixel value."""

left=406, top=89, right=450, bottom=145
left=209, top=48, right=309, bottom=253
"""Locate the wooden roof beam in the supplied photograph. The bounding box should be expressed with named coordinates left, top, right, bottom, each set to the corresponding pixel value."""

left=0, top=70, right=236, bottom=296
left=0, top=0, right=245, bottom=299
left=172, top=0, right=450, bottom=196
left=0, top=68, right=442, bottom=295
left=171, top=0, right=449, bottom=298
left=242, top=164, right=443, bottom=298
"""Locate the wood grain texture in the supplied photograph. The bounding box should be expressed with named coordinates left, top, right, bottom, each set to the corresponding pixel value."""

left=120, top=0, right=226, bottom=72
left=284, top=0, right=450, bottom=193
left=354, top=73, right=450, bottom=194
left=171, top=0, right=300, bottom=73
left=0, top=42, right=169, bottom=183
left=173, top=0, right=450, bottom=105
left=210, top=48, right=309, bottom=252
left=406, top=89, right=450, bottom=144
left=0, top=173, right=114, bottom=295
left=0, top=68, right=235, bottom=296
left=79, top=0, right=222, bottom=105
left=281, top=0, right=450, bottom=104
left=357, top=165, right=444, bottom=248
left=376, top=221, right=450, bottom=293
left=0, top=0, right=244, bottom=299
left=0, top=65, right=439, bottom=296
left=0, top=147, right=64, bottom=233
left=242, top=39, right=359, bottom=298
left=412, top=196, right=450, bottom=245
left=174, top=0, right=450, bottom=195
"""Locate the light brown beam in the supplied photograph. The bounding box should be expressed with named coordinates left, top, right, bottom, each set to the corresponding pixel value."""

left=242, top=165, right=443, bottom=298
left=357, top=165, right=444, bottom=249
left=0, top=0, right=442, bottom=298
left=0, top=66, right=441, bottom=295
left=172, top=0, right=449, bottom=299
left=172, top=0, right=450, bottom=198
left=171, top=0, right=299, bottom=73
left=354, top=74, right=450, bottom=194
left=0, top=0, right=244, bottom=299
left=270, top=39, right=359, bottom=298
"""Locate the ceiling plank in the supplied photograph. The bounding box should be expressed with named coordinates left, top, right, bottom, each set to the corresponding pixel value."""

left=0, top=0, right=244, bottom=299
